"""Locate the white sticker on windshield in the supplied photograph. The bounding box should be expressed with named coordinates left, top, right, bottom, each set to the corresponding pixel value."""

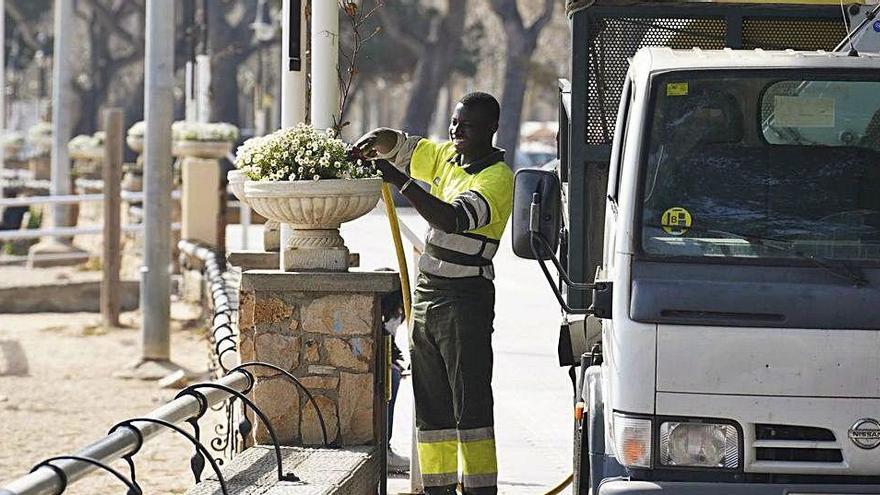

left=774, top=96, right=835, bottom=128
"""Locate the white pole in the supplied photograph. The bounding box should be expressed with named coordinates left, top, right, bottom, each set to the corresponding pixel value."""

left=0, top=0, right=5, bottom=202
left=279, top=0, right=308, bottom=268
left=196, top=54, right=211, bottom=123
left=141, top=0, right=175, bottom=363
left=310, top=1, right=339, bottom=131
left=50, top=0, right=74, bottom=228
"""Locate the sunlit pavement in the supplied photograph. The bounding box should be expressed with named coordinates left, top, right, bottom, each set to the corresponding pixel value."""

left=227, top=206, right=573, bottom=494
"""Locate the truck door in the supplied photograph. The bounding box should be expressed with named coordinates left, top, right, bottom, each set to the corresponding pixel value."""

left=603, top=75, right=632, bottom=274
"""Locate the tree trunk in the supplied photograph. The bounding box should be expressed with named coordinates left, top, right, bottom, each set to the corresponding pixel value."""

left=211, top=57, right=243, bottom=124
left=400, top=0, right=466, bottom=136
left=207, top=1, right=259, bottom=125
left=497, top=33, right=535, bottom=166
left=490, top=0, right=555, bottom=168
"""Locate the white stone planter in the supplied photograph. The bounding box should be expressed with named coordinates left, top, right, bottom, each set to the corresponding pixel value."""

left=243, top=178, right=382, bottom=271
left=126, top=135, right=144, bottom=154
left=69, top=147, right=104, bottom=161
left=227, top=169, right=247, bottom=203
left=173, top=140, right=231, bottom=159
left=229, top=169, right=281, bottom=251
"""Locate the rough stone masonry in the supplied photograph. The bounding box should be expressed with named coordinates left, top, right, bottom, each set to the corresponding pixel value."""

left=238, top=270, right=400, bottom=448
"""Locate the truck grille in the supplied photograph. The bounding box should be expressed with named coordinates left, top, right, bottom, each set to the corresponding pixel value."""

left=755, top=424, right=835, bottom=442
left=754, top=424, right=842, bottom=464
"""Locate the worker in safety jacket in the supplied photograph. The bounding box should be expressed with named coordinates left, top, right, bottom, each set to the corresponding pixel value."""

left=354, top=92, right=513, bottom=495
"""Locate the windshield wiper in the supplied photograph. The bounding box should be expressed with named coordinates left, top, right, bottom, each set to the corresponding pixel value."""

left=704, top=227, right=868, bottom=287
left=647, top=222, right=870, bottom=287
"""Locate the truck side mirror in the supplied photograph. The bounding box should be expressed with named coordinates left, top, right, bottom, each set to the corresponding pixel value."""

left=512, top=169, right=561, bottom=259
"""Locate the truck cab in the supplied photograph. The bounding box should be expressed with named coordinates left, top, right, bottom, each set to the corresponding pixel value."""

left=513, top=47, right=880, bottom=493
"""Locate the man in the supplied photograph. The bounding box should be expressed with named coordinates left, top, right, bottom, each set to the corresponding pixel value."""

left=355, top=92, right=513, bottom=495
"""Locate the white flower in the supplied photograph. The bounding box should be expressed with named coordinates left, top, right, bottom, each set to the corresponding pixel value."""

left=127, top=121, right=146, bottom=138
left=172, top=121, right=239, bottom=142
left=232, top=124, right=379, bottom=182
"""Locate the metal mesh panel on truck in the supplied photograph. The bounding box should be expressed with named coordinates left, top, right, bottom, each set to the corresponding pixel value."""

left=585, top=14, right=846, bottom=146
left=742, top=19, right=846, bottom=51
left=586, top=17, right=726, bottom=145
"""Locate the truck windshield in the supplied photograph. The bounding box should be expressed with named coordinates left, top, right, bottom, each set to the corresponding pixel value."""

left=640, top=72, right=880, bottom=265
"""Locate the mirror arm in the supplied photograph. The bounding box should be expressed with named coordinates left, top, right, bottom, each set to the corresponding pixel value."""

left=529, top=194, right=596, bottom=290
left=533, top=233, right=596, bottom=290
left=530, top=231, right=592, bottom=315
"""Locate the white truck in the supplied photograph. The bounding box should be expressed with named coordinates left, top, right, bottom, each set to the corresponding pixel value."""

left=512, top=46, right=880, bottom=493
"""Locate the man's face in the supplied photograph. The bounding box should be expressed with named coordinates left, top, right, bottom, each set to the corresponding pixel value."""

left=449, top=102, right=497, bottom=155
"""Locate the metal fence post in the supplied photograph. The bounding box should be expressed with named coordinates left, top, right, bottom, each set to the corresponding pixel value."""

left=102, top=109, right=123, bottom=329
left=138, top=0, right=176, bottom=373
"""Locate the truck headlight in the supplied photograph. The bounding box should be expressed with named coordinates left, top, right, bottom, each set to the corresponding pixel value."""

left=659, top=420, right=739, bottom=468
left=612, top=413, right=652, bottom=468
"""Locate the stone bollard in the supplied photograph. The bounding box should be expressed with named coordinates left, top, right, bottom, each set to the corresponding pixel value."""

left=238, top=270, right=399, bottom=447
left=180, top=157, right=220, bottom=247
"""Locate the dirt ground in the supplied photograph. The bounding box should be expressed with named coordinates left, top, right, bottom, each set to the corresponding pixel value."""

left=0, top=304, right=226, bottom=494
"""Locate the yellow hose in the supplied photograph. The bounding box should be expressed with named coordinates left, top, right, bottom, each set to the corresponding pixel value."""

left=381, top=184, right=411, bottom=404
left=381, top=184, right=412, bottom=323
left=542, top=473, right=573, bottom=495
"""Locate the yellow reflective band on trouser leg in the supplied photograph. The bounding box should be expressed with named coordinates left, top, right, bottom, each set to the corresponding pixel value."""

left=459, top=427, right=497, bottom=488
left=417, top=429, right=458, bottom=487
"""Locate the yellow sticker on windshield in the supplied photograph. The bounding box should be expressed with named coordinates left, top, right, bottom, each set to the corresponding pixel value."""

left=661, top=207, right=692, bottom=236
left=666, top=82, right=689, bottom=97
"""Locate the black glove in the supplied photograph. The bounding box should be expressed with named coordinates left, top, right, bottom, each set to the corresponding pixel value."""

left=372, top=158, right=407, bottom=187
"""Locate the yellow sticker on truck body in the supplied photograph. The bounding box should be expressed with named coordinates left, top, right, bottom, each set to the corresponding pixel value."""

left=661, top=207, right=692, bottom=235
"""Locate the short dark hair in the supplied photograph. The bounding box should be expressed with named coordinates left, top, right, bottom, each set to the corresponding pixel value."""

left=460, top=92, right=500, bottom=124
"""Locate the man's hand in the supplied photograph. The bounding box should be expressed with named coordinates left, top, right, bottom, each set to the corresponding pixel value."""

left=352, top=133, right=379, bottom=159
left=373, top=158, right=407, bottom=187
left=354, top=128, right=398, bottom=157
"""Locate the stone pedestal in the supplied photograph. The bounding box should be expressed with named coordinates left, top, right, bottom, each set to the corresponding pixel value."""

left=28, top=155, right=51, bottom=180
left=181, top=157, right=220, bottom=247
left=264, top=220, right=281, bottom=251
left=238, top=270, right=399, bottom=448
left=26, top=239, right=88, bottom=268
left=227, top=251, right=281, bottom=271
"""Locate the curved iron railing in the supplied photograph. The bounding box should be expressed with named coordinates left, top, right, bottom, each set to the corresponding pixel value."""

left=0, top=242, right=329, bottom=495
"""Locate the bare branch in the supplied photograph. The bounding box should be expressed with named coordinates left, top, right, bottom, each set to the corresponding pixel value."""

left=79, top=0, right=139, bottom=48
left=6, top=3, right=41, bottom=51
left=489, top=0, right=523, bottom=30
left=376, top=4, right=424, bottom=58
left=527, top=0, right=556, bottom=39
left=334, top=1, right=385, bottom=135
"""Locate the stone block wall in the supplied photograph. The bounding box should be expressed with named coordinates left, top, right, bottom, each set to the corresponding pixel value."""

left=237, top=271, right=399, bottom=449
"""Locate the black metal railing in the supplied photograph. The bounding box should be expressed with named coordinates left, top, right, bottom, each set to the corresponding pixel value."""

left=0, top=242, right=328, bottom=495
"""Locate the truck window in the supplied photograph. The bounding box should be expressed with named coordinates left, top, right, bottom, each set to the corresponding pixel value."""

left=608, top=78, right=633, bottom=203
left=639, top=72, right=880, bottom=264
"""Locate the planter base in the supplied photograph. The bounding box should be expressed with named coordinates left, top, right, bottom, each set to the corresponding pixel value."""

left=283, top=246, right=350, bottom=272
left=264, top=220, right=280, bottom=252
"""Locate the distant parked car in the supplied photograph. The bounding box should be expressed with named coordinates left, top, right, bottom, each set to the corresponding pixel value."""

left=513, top=143, right=556, bottom=171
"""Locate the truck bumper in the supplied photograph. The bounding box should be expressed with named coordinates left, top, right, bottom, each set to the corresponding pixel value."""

left=598, top=480, right=880, bottom=495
